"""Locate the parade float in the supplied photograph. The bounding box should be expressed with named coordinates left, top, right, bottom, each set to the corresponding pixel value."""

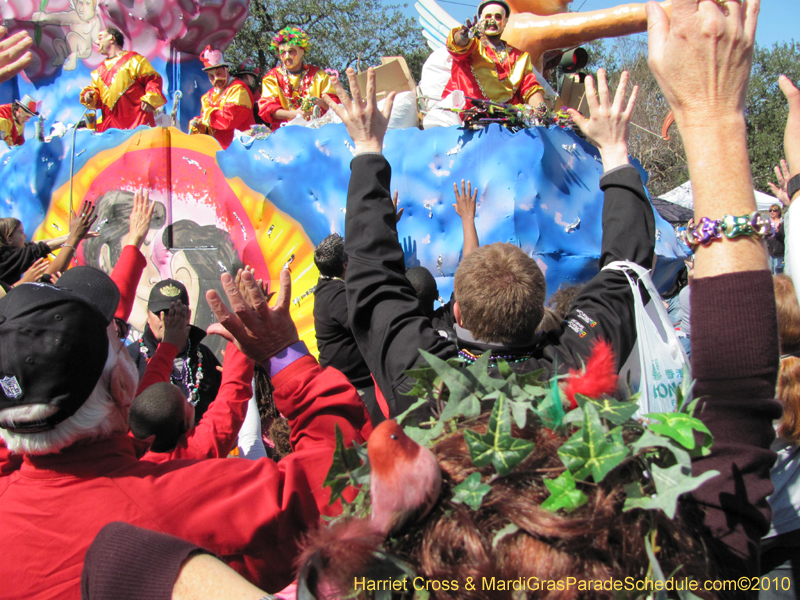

left=0, top=0, right=686, bottom=355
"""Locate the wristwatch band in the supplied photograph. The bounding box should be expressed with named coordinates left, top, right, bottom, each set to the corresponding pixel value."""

left=788, top=173, right=800, bottom=202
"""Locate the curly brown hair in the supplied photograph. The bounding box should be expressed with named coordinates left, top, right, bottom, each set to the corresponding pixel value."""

left=388, top=414, right=714, bottom=600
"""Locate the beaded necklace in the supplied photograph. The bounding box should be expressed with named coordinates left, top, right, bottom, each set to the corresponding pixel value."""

left=138, top=337, right=205, bottom=405
left=469, top=40, right=514, bottom=103
left=279, top=64, right=314, bottom=110
left=458, top=347, right=533, bottom=366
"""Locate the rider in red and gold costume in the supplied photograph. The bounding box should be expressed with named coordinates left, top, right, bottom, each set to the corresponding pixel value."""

left=189, top=47, right=255, bottom=149
left=80, top=28, right=165, bottom=132
left=258, top=27, right=339, bottom=131
left=0, top=95, right=39, bottom=147
left=445, top=0, right=544, bottom=112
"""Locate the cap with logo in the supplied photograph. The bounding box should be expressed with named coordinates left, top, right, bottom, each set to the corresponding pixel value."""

left=148, top=279, right=189, bottom=314
left=0, top=268, right=120, bottom=433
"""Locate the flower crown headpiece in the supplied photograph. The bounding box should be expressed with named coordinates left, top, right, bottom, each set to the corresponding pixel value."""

left=270, top=26, right=310, bottom=53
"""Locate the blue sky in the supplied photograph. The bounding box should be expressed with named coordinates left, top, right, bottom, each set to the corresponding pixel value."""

left=393, top=0, right=796, bottom=49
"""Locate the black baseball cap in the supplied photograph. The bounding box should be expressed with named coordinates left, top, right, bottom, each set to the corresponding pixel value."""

left=478, top=0, right=510, bottom=17
left=0, top=276, right=115, bottom=433
left=148, top=279, right=189, bottom=314
left=56, top=266, right=120, bottom=323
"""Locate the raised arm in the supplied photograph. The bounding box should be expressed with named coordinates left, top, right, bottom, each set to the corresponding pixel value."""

left=775, top=77, right=800, bottom=287
left=136, top=301, right=190, bottom=396
left=646, top=0, right=781, bottom=581
left=111, top=190, right=153, bottom=320
left=322, top=69, right=455, bottom=415
left=205, top=267, right=371, bottom=505
left=544, top=70, right=653, bottom=375
left=169, top=342, right=255, bottom=461
left=452, top=179, right=479, bottom=259
left=45, top=200, right=99, bottom=275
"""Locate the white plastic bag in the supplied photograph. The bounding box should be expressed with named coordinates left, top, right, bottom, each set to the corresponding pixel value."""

left=603, top=260, right=690, bottom=416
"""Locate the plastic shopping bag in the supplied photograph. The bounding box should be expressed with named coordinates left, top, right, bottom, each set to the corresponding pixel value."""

left=603, top=261, right=690, bottom=416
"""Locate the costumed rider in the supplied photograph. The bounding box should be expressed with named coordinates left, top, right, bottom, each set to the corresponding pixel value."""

left=80, top=27, right=166, bottom=132
left=127, top=279, right=222, bottom=424
left=0, top=95, right=39, bottom=147
left=189, top=46, right=255, bottom=149
left=426, top=0, right=545, bottom=127
left=258, top=27, right=339, bottom=131
left=232, top=60, right=265, bottom=125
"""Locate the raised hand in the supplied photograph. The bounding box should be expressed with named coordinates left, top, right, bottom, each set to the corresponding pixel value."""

left=0, top=27, right=33, bottom=85
left=778, top=75, right=800, bottom=193
left=160, top=301, right=191, bottom=351
left=768, top=159, right=793, bottom=207
left=126, top=190, right=156, bottom=248
left=392, top=190, right=404, bottom=222
left=323, top=67, right=395, bottom=155
left=452, top=179, right=477, bottom=221
left=646, top=0, right=759, bottom=129
left=567, top=69, right=637, bottom=171
left=16, top=258, right=48, bottom=285
left=69, top=199, right=99, bottom=241
left=206, top=268, right=299, bottom=364
left=455, top=14, right=478, bottom=46
left=402, top=236, right=419, bottom=268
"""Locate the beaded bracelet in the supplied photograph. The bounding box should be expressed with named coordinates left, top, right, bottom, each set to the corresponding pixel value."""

left=686, top=212, right=772, bottom=248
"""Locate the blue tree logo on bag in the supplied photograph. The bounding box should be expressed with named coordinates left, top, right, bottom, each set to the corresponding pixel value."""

left=652, top=358, right=663, bottom=381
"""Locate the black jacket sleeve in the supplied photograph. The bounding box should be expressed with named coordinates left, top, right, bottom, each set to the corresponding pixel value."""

left=344, top=154, right=454, bottom=415
left=533, top=164, right=655, bottom=375
left=0, top=241, right=51, bottom=286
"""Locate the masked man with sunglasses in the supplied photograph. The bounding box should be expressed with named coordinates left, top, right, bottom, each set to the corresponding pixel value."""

left=444, top=0, right=545, bottom=115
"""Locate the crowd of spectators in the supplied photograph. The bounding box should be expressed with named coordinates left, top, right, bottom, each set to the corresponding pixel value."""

left=0, top=1, right=798, bottom=599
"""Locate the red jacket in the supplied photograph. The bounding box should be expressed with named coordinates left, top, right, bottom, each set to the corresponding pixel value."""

left=109, top=245, right=146, bottom=321
left=0, top=354, right=367, bottom=599
left=140, top=341, right=255, bottom=462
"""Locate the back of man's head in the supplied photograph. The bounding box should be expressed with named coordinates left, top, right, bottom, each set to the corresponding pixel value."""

left=454, top=243, right=545, bottom=346
left=0, top=268, right=140, bottom=456
left=406, top=266, right=439, bottom=318
left=314, top=234, right=346, bottom=278
left=129, top=383, right=191, bottom=453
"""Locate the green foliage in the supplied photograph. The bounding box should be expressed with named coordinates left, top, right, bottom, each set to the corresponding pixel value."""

left=451, top=472, right=492, bottom=510
left=576, top=393, right=639, bottom=425
left=463, top=393, right=536, bottom=477
left=645, top=412, right=713, bottom=456
left=541, top=471, right=588, bottom=513
left=746, top=42, right=800, bottom=193
left=623, top=463, right=719, bottom=519
left=322, top=425, right=370, bottom=506
left=558, top=403, right=630, bottom=482
left=224, top=0, right=430, bottom=84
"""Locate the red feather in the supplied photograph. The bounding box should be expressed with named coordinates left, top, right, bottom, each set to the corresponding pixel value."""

left=562, top=339, right=618, bottom=409
left=296, top=517, right=383, bottom=596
